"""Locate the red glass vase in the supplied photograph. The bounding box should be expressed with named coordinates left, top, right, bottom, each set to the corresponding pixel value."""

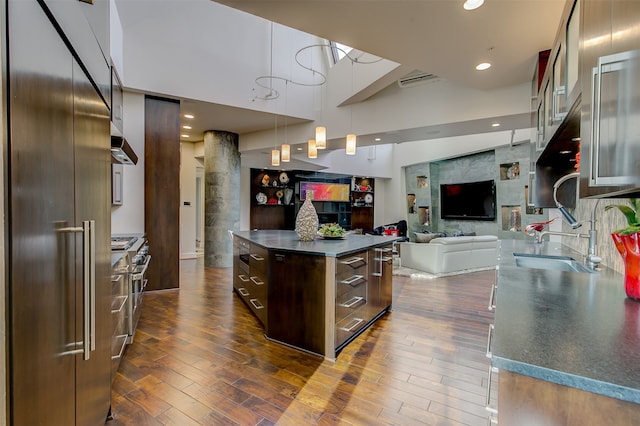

left=611, top=232, right=640, bottom=301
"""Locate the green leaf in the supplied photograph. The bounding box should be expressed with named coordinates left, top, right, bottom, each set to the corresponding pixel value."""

left=605, top=204, right=638, bottom=226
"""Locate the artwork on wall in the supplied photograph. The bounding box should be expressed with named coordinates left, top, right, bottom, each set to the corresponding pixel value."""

left=499, top=162, right=520, bottom=180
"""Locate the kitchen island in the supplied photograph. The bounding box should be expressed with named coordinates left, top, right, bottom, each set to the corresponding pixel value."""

left=231, top=230, right=398, bottom=359
left=492, top=240, right=640, bottom=424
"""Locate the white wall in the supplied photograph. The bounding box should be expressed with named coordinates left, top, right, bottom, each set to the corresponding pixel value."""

left=111, top=91, right=145, bottom=234
left=119, top=0, right=325, bottom=120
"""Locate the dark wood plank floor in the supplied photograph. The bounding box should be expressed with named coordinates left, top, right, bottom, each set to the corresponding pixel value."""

left=109, top=259, right=496, bottom=425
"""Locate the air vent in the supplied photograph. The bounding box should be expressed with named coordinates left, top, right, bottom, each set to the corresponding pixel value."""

left=397, top=73, right=438, bottom=88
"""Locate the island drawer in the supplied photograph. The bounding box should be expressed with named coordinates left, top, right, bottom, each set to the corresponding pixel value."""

left=336, top=272, right=367, bottom=299
left=336, top=285, right=367, bottom=323
left=335, top=307, right=367, bottom=347
left=336, top=251, right=368, bottom=276
left=249, top=244, right=268, bottom=274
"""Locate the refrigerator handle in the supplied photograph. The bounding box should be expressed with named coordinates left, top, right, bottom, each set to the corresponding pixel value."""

left=56, top=222, right=92, bottom=359
left=82, top=220, right=96, bottom=359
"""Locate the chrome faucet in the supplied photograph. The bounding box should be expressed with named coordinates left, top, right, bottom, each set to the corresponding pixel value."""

left=530, top=172, right=602, bottom=269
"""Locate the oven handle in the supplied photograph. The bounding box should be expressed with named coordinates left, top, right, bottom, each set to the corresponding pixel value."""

left=132, top=255, right=151, bottom=281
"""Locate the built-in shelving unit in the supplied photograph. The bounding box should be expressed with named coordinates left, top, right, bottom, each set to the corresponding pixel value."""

left=249, top=169, right=375, bottom=232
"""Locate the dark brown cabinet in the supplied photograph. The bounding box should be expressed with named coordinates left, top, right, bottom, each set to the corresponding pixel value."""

left=350, top=177, right=375, bottom=232
left=335, top=251, right=370, bottom=349
left=249, top=170, right=375, bottom=232
left=250, top=169, right=295, bottom=230
left=268, top=251, right=327, bottom=355
left=232, top=238, right=268, bottom=327
left=579, top=0, right=640, bottom=198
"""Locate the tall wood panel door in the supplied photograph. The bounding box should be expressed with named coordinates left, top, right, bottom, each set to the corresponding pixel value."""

left=144, top=95, right=180, bottom=290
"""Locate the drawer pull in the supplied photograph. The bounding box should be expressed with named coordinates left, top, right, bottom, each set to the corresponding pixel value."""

left=340, top=257, right=364, bottom=266
left=238, top=287, right=249, bottom=297
left=485, top=365, right=499, bottom=414
left=111, top=295, right=128, bottom=314
left=111, top=334, right=128, bottom=360
left=341, top=275, right=364, bottom=286
left=238, top=274, right=250, bottom=282
left=486, top=324, right=494, bottom=359
left=250, top=254, right=264, bottom=261
left=488, top=283, right=496, bottom=311
left=249, top=298, right=264, bottom=310
left=250, top=276, right=264, bottom=285
left=340, top=317, right=364, bottom=332
left=340, top=296, right=364, bottom=308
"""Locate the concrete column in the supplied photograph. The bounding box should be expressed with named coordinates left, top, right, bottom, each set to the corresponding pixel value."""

left=204, top=130, right=240, bottom=267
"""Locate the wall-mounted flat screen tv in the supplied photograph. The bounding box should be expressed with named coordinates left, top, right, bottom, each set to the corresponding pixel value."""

left=440, top=180, right=496, bottom=221
left=300, top=182, right=350, bottom=201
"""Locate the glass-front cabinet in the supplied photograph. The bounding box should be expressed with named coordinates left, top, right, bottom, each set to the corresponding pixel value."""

left=580, top=0, right=640, bottom=197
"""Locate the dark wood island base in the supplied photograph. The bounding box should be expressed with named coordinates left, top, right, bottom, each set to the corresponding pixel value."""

left=232, top=230, right=397, bottom=360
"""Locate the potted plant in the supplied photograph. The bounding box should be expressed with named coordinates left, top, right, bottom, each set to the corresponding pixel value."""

left=605, top=199, right=640, bottom=300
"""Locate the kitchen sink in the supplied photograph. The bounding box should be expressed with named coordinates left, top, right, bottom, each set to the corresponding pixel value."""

left=513, top=253, right=597, bottom=274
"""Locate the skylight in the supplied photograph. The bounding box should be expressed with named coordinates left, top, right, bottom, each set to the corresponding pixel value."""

left=331, top=41, right=353, bottom=63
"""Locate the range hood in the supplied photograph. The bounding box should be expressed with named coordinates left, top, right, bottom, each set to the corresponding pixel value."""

left=111, top=136, right=138, bottom=165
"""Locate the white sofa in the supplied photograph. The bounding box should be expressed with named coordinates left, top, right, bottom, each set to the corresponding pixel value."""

left=400, top=235, right=498, bottom=275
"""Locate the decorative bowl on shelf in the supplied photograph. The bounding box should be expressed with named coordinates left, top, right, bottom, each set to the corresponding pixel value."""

left=255, top=192, right=267, bottom=204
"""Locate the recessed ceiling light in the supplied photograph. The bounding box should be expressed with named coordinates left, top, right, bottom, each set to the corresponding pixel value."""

left=463, top=0, right=484, bottom=10
left=184, top=114, right=194, bottom=119
left=181, top=134, right=189, bottom=138
left=182, top=125, right=192, bottom=129
left=297, top=147, right=303, bottom=151
left=375, top=138, right=381, bottom=141
left=492, top=123, right=500, bottom=127
left=476, top=62, right=491, bottom=71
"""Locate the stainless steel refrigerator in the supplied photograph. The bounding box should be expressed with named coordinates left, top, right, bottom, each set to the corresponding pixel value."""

left=7, top=0, right=112, bottom=423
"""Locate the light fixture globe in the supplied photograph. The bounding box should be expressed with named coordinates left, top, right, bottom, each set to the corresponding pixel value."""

left=308, top=139, right=318, bottom=159
left=315, top=126, right=326, bottom=149
left=271, top=149, right=280, bottom=166
left=346, top=134, right=357, bottom=155
left=281, top=144, right=290, bottom=162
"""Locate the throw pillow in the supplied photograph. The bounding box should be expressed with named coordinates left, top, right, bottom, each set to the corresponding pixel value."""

left=414, top=232, right=440, bottom=243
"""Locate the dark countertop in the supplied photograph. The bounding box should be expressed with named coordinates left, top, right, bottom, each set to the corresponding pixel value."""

left=494, top=239, right=640, bottom=404
left=232, top=230, right=399, bottom=257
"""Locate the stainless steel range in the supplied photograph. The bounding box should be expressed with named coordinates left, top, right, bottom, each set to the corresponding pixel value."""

left=111, top=234, right=151, bottom=343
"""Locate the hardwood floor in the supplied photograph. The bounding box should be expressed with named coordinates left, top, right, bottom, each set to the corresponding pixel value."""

left=109, top=259, right=496, bottom=425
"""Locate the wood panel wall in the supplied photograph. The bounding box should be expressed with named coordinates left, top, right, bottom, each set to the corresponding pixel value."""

left=144, top=95, right=180, bottom=290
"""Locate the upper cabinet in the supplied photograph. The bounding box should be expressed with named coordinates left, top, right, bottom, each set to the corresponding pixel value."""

left=580, top=0, right=640, bottom=197
left=42, top=0, right=111, bottom=107
left=535, top=0, right=581, bottom=154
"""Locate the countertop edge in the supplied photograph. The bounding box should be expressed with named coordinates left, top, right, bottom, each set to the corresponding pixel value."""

left=493, top=356, right=640, bottom=404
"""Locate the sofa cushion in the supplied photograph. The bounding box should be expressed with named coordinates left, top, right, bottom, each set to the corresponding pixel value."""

left=414, top=232, right=442, bottom=243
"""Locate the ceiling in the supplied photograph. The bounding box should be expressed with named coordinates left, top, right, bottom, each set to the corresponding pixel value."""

left=212, top=0, right=565, bottom=92
left=120, top=0, right=566, bottom=147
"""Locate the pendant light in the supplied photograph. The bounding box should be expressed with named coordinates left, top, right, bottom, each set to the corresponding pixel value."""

left=315, top=126, right=326, bottom=149
left=346, top=134, right=357, bottom=155
left=308, top=139, right=317, bottom=159
left=281, top=143, right=290, bottom=162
